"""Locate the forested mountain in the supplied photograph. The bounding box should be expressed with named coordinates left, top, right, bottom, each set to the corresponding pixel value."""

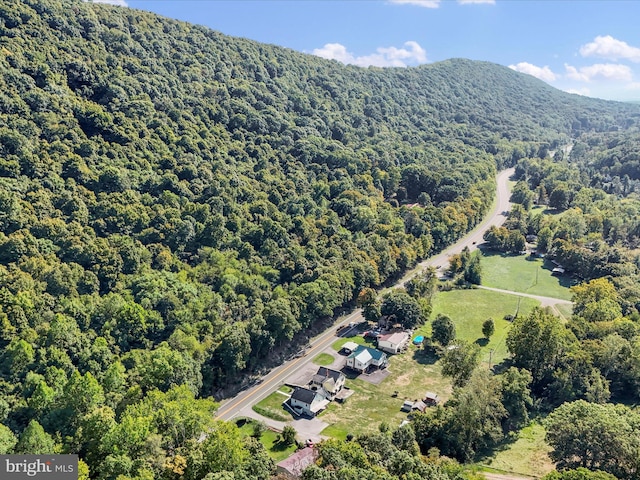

left=1, top=0, right=640, bottom=477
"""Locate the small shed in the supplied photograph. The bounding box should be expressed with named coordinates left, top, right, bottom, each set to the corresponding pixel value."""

left=342, top=341, right=360, bottom=354
left=412, top=400, right=428, bottom=412
left=401, top=400, right=414, bottom=412
left=424, top=392, right=440, bottom=406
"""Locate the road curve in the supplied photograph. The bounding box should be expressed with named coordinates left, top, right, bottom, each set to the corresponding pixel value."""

left=215, top=168, right=515, bottom=421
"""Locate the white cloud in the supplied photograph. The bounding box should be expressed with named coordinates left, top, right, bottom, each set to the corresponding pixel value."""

left=390, top=0, right=441, bottom=8
left=565, top=63, right=633, bottom=82
left=85, top=0, right=128, bottom=5
left=508, top=62, right=556, bottom=82
left=579, top=35, right=640, bottom=62
left=313, top=41, right=427, bottom=67
left=565, top=87, right=591, bottom=97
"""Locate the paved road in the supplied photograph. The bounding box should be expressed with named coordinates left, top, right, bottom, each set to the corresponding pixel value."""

left=215, top=168, right=515, bottom=422
left=396, top=168, right=514, bottom=288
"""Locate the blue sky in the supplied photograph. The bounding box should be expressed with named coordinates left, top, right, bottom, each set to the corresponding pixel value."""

left=93, top=0, right=640, bottom=102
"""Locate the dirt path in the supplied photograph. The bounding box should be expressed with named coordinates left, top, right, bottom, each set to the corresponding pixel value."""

left=483, top=473, right=538, bottom=480
left=477, top=285, right=572, bottom=309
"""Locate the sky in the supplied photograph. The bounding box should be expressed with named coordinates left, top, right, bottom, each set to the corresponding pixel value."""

left=91, top=0, right=640, bottom=102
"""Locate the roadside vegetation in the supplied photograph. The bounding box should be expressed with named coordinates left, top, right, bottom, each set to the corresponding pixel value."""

left=252, top=390, right=295, bottom=422
left=0, top=1, right=639, bottom=479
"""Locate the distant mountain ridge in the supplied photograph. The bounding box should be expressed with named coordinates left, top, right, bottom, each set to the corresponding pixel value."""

left=2, top=0, right=640, bottom=477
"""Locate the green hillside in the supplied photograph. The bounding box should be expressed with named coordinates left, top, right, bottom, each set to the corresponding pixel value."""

left=1, top=0, right=640, bottom=477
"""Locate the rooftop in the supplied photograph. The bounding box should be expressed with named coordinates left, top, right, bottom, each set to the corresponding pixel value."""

left=276, top=447, right=317, bottom=477
left=378, top=331, right=409, bottom=344
left=291, top=386, right=321, bottom=404
left=349, top=345, right=386, bottom=361
left=316, top=367, right=344, bottom=381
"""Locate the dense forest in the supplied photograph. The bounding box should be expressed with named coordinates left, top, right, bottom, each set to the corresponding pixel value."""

left=1, top=0, right=640, bottom=478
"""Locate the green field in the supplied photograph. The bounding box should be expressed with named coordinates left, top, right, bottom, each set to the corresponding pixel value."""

left=332, top=335, right=371, bottom=351
left=252, top=390, right=294, bottom=422
left=479, top=251, right=576, bottom=301
left=236, top=418, right=297, bottom=462
left=424, top=288, right=540, bottom=365
left=476, top=421, right=554, bottom=478
left=322, top=288, right=541, bottom=439
left=312, top=353, right=335, bottom=366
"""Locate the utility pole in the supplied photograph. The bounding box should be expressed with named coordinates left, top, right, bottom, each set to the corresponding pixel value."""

left=489, top=349, right=494, bottom=370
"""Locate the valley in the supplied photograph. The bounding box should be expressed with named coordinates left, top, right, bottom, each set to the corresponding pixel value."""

left=0, top=2, right=639, bottom=479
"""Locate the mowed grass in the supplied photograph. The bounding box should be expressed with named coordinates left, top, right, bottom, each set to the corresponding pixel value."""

left=236, top=418, right=297, bottom=462
left=312, top=353, right=335, bottom=366
left=252, top=390, right=294, bottom=422
left=332, top=335, right=372, bottom=351
left=322, top=288, right=541, bottom=439
left=320, top=348, right=452, bottom=439
left=479, top=251, right=576, bottom=301
left=476, top=421, right=554, bottom=478
left=424, top=288, right=540, bottom=364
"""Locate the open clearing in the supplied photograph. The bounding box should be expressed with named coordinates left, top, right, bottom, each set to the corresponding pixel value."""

left=236, top=418, right=297, bottom=462
left=476, top=421, right=554, bottom=478
left=425, top=288, right=540, bottom=365
left=479, top=251, right=576, bottom=301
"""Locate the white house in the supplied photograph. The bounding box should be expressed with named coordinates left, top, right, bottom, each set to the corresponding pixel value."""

left=377, top=331, right=409, bottom=354
left=346, top=346, right=388, bottom=373
left=310, top=367, right=346, bottom=399
left=289, top=386, right=330, bottom=417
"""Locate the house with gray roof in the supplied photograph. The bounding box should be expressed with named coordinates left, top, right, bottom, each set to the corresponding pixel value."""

left=289, top=386, right=330, bottom=417
left=310, top=367, right=346, bottom=399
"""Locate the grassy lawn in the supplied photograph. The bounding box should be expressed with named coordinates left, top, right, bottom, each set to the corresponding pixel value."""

left=332, top=335, right=373, bottom=352
left=321, top=347, right=453, bottom=439
left=312, top=353, right=335, bottom=366
left=476, top=421, right=554, bottom=478
left=424, top=288, right=540, bottom=365
left=322, top=288, right=540, bottom=439
left=479, top=251, right=576, bottom=301
left=236, top=418, right=297, bottom=462
left=252, top=391, right=294, bottom=422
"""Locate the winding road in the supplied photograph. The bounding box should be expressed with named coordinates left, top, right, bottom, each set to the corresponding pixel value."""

left=214, top=167, right=570, bottom=423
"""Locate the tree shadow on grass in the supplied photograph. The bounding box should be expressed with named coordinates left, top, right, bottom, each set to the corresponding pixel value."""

left=491, top=358, right=514, bottom=375
left=270, top=440, right=294, bottom=453
left=475, top=337, right=489, bottom=347
left=412, top=347, right=439, bottom=365
left=541, top=260, right=579, bottom=288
